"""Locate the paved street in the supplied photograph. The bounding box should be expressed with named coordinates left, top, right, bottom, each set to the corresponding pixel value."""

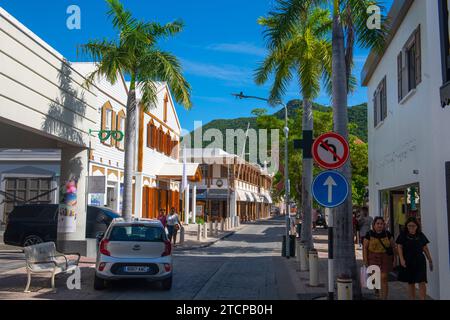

left=0, top=216, right=298, bottom=300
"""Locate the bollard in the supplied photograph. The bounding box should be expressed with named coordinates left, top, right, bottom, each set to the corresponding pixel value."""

left=214, top=220, right=219, bottom=236
left=309, top=249, right=319, bottom=287
left=221, top=219, right=225, bottom=232
left=209, top=221, right=213, bottom=236
left=227, top=218, right=231, bottom=230
left=197, top=224, right=202, bottom=241
left=296, top=239, right=301, bottom=270
left=337, top=278, right=353, bottom=300
left=203, top=223, right=208, bottom=240
left=299, top=242, right=309, bottom=271
left=179, top=226, right=185, bottom=244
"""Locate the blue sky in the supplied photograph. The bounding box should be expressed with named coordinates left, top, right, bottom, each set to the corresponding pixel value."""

left=0, top=0, right=392, bottom=132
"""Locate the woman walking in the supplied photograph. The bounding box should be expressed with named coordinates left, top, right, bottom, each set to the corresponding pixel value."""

left=167, top=207, right=181, bottom=246
left=363, top=217, right=397, bottom=299
left=396, top=217, right=433, bottom=300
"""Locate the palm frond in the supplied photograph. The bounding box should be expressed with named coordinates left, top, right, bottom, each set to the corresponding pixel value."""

left=139, top=50, right=192, bottom=110
left=106, top=0, right=136, bottom=33
left=138, top=81, right=159, bottom=111
left=142, top=20, right=184, bottom=40
left=344, top=0, right=390, bottom=52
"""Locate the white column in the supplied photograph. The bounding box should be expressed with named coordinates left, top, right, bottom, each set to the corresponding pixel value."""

left=230, top=191, right=237, bottom=228
left=184, top=184, right=190, bottom=224
left=192, top=185, right=197, bottom=224
left=115, top=181, right=121, bottom=213
left=57, top=147, right=88, bottom=254
left=134, top=173, right=144, bottom=219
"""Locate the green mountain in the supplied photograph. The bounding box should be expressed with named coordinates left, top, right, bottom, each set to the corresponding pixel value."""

left=185, top=101, right=368, bottom=149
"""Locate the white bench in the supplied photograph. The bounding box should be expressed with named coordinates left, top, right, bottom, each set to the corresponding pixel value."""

left=23, top=242, right=80, bottom=292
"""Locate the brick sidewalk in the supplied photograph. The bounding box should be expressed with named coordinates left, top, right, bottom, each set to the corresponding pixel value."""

left=175, top=222, right=244, bottom=251
left=283, top=228, right=431, bottom=300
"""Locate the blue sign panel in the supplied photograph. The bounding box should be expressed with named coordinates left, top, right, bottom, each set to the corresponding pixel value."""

left=312, top=171, right=349, bottom=208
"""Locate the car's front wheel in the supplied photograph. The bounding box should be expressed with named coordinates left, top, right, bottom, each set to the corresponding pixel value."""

left=23, top=235, right=44, bottom=247
left=161, top=275, right=172, bottom=290
left=94, top=274, right=108, bottom=290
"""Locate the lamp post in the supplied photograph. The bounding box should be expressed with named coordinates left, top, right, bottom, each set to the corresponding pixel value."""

left=232, top=92, right=291, bottom=258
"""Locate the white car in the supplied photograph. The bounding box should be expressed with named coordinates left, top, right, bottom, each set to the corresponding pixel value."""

left=94, top=219, right=173, bottom=290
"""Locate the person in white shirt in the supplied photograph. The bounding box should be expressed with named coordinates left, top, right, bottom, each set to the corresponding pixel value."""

left=167, top=207, right=181, bottom=245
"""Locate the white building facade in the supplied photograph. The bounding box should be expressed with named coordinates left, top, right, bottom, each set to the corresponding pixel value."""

left=362, top=0, right=450, bottom=299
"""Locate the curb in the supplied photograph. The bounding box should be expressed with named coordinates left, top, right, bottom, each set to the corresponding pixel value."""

left=174, top=229, right=239, bottom=252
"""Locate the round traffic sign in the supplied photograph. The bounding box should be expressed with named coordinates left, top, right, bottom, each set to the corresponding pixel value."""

left=312, top=171, right=349, bottom=208
left=312, top=132, right=349, bottom=169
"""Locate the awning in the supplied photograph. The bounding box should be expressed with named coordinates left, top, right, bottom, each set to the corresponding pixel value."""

left=245, top=192, right=255, bottom=202
left=196, top=189, right=207, bottom=200
left=236, top=190, right=247, bottom=201
left=262, top=193, right=273, bottom=204
left=253, top=193, right=263, bottom=203
left=156, top=162, right=202, bottom=182
left=207, top=189, right=229, bottom=200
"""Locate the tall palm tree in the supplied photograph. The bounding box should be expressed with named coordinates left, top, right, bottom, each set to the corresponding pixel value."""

left=80, top=0, right=192, bottom=222
left=330, top=0, right=387, bottom=298
left=255, top=1, right=332, bottom=251
left=260, top=0, right=388, bottom=297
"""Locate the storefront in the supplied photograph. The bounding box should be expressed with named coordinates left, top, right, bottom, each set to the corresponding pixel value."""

left=379, top=184, right=421, bottom=241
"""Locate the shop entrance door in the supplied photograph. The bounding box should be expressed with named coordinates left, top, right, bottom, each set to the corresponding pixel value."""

left=106, top=186, right=116, bottom=210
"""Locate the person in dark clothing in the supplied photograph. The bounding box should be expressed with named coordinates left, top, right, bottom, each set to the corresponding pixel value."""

left=396, top=217, right=433, bottom=300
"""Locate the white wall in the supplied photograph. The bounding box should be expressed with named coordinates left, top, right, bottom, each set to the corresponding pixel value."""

left=0, top=8, right=96, bottom=147
left=367, top=0, right=450, bottom=299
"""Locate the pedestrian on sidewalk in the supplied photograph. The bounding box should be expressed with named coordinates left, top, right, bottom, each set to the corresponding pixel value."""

left=358, top=207, right=373, bottom=248
left=353, top=210, right=359, bottom=244
left=158, top=209, right=167, bottom=228
left=167, top=207, right=181, bottom=246
left=312, top=209, right=318, bottom=231
left=396, top=217, right=433, bottom=300
left=363, top=217, right=397, bottom=300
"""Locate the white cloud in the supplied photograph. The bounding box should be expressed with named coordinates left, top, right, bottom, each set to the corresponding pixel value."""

left=180, top=58, right=254, bottom=85
left=207, top=42, right=267, bottom=57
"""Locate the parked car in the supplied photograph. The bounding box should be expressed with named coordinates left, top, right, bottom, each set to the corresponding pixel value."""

left=94, top=219, right=172, bottom=290
left=3, top=204, right=120, bottom=247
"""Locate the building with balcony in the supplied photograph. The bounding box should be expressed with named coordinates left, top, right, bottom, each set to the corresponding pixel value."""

left=185, top=148, right=273, bottom=224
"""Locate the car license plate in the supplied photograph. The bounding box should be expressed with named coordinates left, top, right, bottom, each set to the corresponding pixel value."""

left=124, top=266, right=149, bottom=273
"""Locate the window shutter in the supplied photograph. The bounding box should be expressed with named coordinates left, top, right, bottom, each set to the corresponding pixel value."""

left=110, top=110, right=116, bottom=146
left=382, top=78, right=387, bottom=121
left=415, top=25, right=421, bottom=85
left=147, top=122, right=152, bottom=148
left=397, top=52, right=403, bottom=102
left=373, top=92, right=378, bottom=127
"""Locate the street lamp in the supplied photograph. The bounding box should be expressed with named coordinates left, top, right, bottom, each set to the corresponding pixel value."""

left=232, top=92, right=291, bottom=258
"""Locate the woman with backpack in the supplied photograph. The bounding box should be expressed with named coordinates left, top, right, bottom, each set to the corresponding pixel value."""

left=363, top=216, right=397, bottom=300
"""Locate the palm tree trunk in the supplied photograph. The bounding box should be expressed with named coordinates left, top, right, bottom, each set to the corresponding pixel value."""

left=332, top=6, right=361, bottom=298
left=122, top=79, right=137, bottom=222
left=301, top=99, right=314, bottom=250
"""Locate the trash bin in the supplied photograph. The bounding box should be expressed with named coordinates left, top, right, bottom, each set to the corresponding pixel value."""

left=282, top=235, right=296, bottom=257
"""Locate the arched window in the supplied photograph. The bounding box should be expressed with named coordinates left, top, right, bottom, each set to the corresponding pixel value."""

left=101, top=101, right=115, bottom=146
left=116, top=110, right=126, bottom=150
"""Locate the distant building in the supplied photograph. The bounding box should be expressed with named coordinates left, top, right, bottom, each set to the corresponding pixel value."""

left=185, top=148, right=273, bottom=224
left=362, top=0, right=450, bottom=299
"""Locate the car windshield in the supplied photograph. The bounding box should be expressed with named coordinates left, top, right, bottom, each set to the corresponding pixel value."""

left=109, top=225, right=166, bottom=242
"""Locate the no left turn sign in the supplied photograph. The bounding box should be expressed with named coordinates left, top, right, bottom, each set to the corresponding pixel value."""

left=312, top=132, right=349, bottom=169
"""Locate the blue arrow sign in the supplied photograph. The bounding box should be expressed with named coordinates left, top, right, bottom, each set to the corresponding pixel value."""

left=312, top=171, right=349, bottom=208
